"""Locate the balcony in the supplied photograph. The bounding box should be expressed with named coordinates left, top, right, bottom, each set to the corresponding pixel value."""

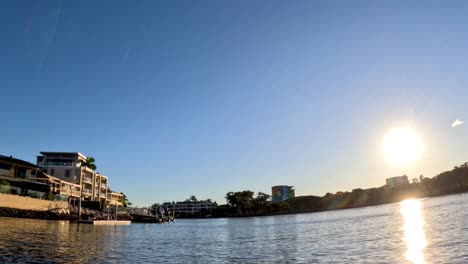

left=100, top=193, right=107, bottom=198
left=100, top=183, right=107, bottom=188
left=83, top=177, right=92, bottom=184
left=82, top=189, right=92, bottom=194
left=38, top=161, right=77, bottom=167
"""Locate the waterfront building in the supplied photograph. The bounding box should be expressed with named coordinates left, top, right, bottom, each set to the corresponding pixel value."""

left=35, top=171, right=81, bottom=201
left=161, top=200, right=217, bottom=216
left=94, top=173, right=108, bottom=203
left=108, top=190, right=124, bottom=206
left=272, top=185, right=295, bottom=202
left=37, top=152, right=120, bottom=204
left=37, top=152, right=90, bottom=186
left=0, top=155, right=50, bottom=197
left=386, top=175, right=410, bottom=188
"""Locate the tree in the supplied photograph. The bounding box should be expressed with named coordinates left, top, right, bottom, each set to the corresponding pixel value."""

left=119, top=192, right=132, bottom=208
left=225, top=191, right=255, bottom=215
left=252, top=192, right=270, bottom=213
left=188, top=195, right=197, bottom=202
left=0, top=180, right=9, bottom=194
left=225, top=192, right=237, bottom=207
left=150, top=203, right=160, bottom=215
left=80, top=157, right=97, bottom=171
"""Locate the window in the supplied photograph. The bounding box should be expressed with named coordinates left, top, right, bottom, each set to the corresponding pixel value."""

left=16, top=168, right=26, bottom=179
left=50, top=169, right=55, bottom=176
left=0, top=162, right=11, bottom=171
left=65, top=169, right=70, bottom=177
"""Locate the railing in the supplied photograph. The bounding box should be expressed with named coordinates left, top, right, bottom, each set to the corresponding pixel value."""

left=100, top=193, right=107, bottom=198
left=59, top=189, right=81, bottom=197
left=100, top=183, right=107, bottom=188
left=82, top=189, right=92, bottom=194
left=37, top=161, right=77, bottom=167
left=83, top=177, right=92, bottom=183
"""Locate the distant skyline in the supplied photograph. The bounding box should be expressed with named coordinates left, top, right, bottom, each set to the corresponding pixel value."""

left=1, top=1, right=467, bottom=206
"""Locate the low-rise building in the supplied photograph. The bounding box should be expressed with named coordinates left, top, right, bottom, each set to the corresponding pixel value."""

left=0, top=155, right=50, bottom=197
left=0, top=155, right=37, bottom=181
left=108, top=191, right=124, bottom=206
left=35, top=171, right=81, bottom=201
left=0, top=152, right=127, bottom=207
left=386, top=175, right=410, bottom=188
left=161, top=200, right=217, bottom=216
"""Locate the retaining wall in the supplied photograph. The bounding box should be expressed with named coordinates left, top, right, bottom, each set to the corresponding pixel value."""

left=0, top=193, right=68, bottom=211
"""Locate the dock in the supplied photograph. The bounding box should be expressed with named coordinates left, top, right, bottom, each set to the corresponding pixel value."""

left=78, top=220, right=131, bottom=225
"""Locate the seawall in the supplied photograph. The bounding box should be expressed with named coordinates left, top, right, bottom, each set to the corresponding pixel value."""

left=0, top=193, right=74, bottom=220
left=0, top=193, right=68, bottom=211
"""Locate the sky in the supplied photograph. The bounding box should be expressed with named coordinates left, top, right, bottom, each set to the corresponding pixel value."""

left=1, top=1, right=467, bottom=206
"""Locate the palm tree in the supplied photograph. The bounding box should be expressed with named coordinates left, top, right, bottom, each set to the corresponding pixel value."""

left=119, top=192, right=132, bottom=207
left=81, top=157, right=97, bottom=171
left=189, top=195, right=198, bottom=202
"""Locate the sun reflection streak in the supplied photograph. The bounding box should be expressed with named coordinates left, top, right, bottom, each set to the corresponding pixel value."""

left=400, top=199, right=427, bottom=264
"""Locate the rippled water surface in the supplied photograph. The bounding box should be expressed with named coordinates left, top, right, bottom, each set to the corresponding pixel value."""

left=1, top=194, right=468, bottom=263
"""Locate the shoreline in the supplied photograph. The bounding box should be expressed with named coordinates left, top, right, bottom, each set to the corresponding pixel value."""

left=177, top=190, right=468, bottom=219
left=0, top=190, right=464, bottom=222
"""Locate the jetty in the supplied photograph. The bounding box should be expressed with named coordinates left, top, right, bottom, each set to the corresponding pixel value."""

left=78, top=219, right=131, bottom=225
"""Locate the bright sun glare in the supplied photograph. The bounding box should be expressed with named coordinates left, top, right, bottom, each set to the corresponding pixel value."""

left=382, top=127, right=423, bottom=167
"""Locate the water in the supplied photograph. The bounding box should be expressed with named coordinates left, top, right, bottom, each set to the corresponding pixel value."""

left=1, top=193, right=468, bottom=263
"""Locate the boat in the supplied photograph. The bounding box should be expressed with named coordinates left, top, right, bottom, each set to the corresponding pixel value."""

left=130, top=207, right=175, bottom=223
left=130, top=213, right=162, bottom=223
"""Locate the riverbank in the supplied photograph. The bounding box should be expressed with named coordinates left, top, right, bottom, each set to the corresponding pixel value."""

left=194, top=164, right=468, bottom=218
left=179, top=190, right=468, bottom=219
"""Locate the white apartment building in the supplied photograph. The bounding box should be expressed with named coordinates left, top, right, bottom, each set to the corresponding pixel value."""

left=161, top=200, right=217, bottom=215
left=37, top=152, right=115, bottom=203
left=386, top=175, right=410, bottom=188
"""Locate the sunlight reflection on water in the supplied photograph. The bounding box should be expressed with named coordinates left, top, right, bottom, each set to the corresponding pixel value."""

left=2, top=194, right=468, bottom=263
left=400, top=199, right=427, bottom=264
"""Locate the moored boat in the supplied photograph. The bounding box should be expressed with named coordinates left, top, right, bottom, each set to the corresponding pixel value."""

left=130, top=213, right=162, bottom=223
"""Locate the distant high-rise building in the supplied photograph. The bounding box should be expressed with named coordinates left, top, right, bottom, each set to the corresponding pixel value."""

left=272, top=185, right=295, bottom=202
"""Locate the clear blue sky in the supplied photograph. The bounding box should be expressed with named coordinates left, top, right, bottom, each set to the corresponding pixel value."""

left=1, top=1, right=467, bottom=206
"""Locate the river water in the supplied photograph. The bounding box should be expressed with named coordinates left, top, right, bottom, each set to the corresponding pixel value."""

left=1, top=193, right=467, bottom=263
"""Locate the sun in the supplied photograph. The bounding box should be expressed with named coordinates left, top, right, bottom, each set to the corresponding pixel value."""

left=382, top=127, right=423, bottom=167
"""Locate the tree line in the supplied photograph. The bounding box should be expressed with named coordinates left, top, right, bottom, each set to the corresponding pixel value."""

left=210, top=162, right=468, bottom=217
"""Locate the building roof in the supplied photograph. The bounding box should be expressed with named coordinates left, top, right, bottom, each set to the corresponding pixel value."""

left=39, top=152, right=87, bottom=159
left=36, top=171, right=80, bottom=187
left=0, top=155, right=37, bottom=168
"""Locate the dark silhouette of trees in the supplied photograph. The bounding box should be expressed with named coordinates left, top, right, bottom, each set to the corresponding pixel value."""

left=215, top=162, right=468, bottom=217
left=187, top=195, right=198, bottom=202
